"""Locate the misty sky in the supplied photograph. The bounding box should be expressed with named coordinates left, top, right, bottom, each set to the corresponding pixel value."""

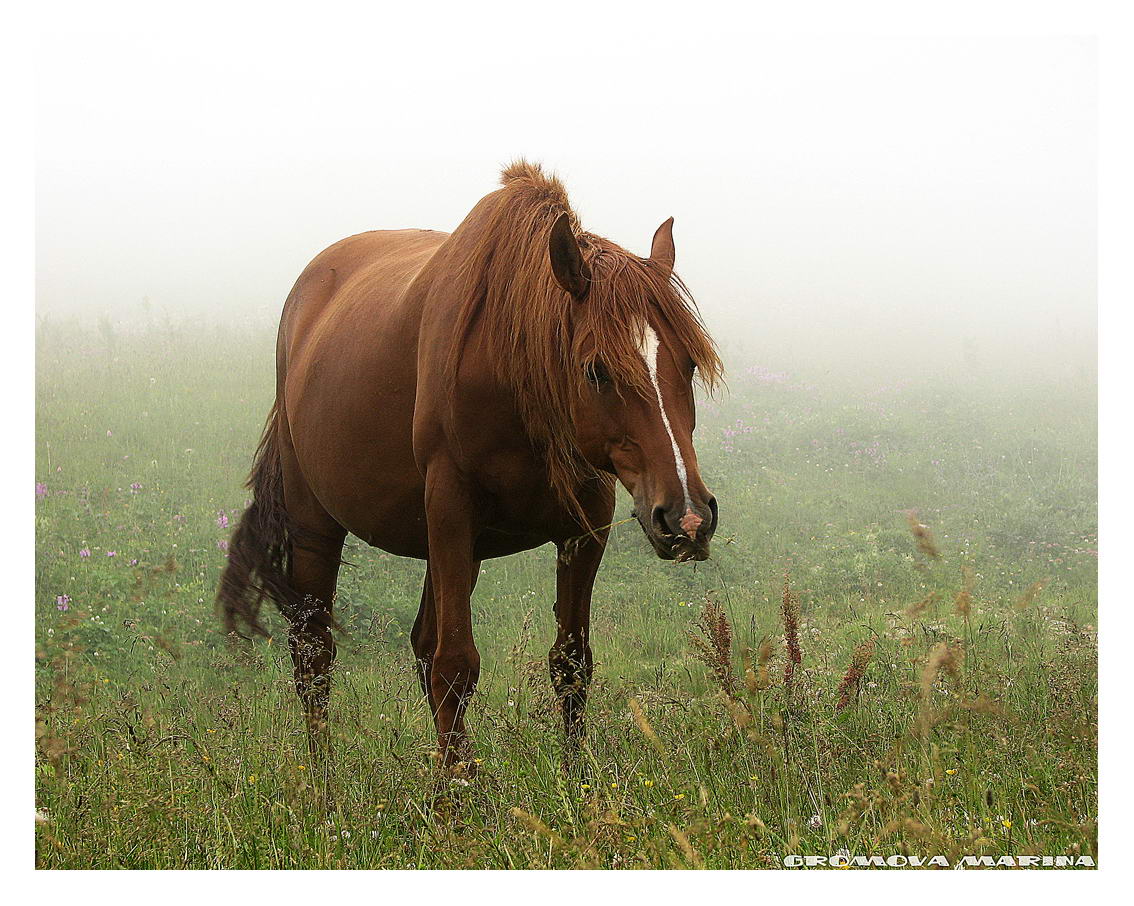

left=36, top=15, right=1095, bottom=372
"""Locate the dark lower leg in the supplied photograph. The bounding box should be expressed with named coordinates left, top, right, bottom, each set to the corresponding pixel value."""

left=550, top=531, right=605, bottom=745
left=549, top=631, right=593, bottom=739
left=286, top=539, right=344, bottom=761
left=288, top=608, right=335, bottom=758
left=431, top=642, right=480, bottom=766
left=412, top=561, right=480, bottom=712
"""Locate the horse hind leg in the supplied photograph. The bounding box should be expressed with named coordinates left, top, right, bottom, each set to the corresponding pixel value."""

left=287, top=531, right=346, bottom=760
left=410, top=565, right=436, bottom=701
left=276, top=432, right=348, bottom=764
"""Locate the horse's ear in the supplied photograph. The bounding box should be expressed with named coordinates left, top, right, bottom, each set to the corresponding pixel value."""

left=649, top=216, right=676, bottom=276
left=549, top=213, right=590, bottom=300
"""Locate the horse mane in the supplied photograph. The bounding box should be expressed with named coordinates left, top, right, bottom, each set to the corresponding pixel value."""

left=445, top=160, right=723, bottom=527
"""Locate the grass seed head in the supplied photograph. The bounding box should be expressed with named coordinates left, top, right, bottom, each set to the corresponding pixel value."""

left=629, top=697, right=664, bottom=754
left=905, top=591, right=937, bottom=618
left=835, top=639, right=876, bottom=710
left=667, top=824, right=703, bottom=868
left=906, top=510, right=941, bottom=560
left=918, top=641, right=965, bottom=735
left=687, top=595, right=735, bottom=698
left=953, top=566, right=975, bottom=618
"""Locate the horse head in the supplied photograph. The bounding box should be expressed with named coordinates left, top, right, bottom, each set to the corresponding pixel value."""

left=550, top=215, right=719, bottom=561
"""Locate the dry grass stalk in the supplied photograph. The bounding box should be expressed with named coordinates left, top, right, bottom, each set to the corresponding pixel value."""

left=906, top=510, right=941, bottom=559
left=781, top=575, right=802, bottom=689
left=835, top=639, right=876, bottom=710
left=509, top=607, right=535, bottom=664
left=953, top=566, right=974, bottom=618
left=628, top=697, right=664, bottom=754
left=688, top=596, right=735, bottom=697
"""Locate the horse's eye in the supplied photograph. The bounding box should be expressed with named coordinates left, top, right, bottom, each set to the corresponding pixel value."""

left=584, top=361, right=611, bottom=387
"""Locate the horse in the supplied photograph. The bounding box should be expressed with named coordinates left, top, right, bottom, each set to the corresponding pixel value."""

left=218, top=161, right=723, bottom=768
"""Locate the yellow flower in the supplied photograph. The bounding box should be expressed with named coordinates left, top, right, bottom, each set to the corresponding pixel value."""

left=1002, top=819, right=1012, bottom=829
left=610, top=782, right=618, bottom=789
left=580, top=783, right=590, bottom=791
left=296, top=765, right=306, bottom=771
left=642, top=779, right=654, bottom=787
left=674, top=793, right=685, bottom=800
left=945, top=769, right=957, bottom=776
left=247, top=774, right=257, bottom=785
left=749, top=775, right=759, bottom=782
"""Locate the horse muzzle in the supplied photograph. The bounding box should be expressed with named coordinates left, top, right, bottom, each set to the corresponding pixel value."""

left=634, top=497, right=717, bottom=562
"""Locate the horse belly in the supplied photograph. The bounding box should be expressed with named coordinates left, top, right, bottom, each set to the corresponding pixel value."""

left=289, top=362, right=429, bottom=557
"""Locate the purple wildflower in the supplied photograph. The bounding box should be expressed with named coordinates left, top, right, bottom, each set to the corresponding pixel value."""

left=217, top=539, right=228, bottom=552
left=79, top=548, right=91, bottom=559
left=35, top=482, right=47, bottom=499
left=216, top=512, right=229, bottom=529
left=129, top=558, right=139, bottom=567
left=130, top=482, right=142, bottom=492
left=106, top=550, right=116, bottom=558
left=56, top=594, right=71, bottom=612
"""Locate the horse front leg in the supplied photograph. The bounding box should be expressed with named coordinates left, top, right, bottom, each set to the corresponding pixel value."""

left=411, top=560, right=481, bottom=707
left=424, top=464, right=480, bottom=770
left=550, top=527, right=607, bottom=746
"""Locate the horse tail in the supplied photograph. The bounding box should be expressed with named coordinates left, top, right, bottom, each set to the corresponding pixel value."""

left=217, top=400, right=298, bottom=638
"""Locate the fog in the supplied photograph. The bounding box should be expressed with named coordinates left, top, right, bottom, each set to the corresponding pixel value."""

left=37, top=14, right=1095, bottom=379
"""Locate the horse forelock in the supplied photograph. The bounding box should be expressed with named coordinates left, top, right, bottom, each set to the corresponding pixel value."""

left=445, top=160, right=723, bottom=526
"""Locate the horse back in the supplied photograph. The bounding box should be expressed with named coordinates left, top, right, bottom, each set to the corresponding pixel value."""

left=277, top=229, right=447, bottom=376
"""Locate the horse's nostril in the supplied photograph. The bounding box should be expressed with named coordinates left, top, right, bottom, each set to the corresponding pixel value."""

left=706, top=496, right=719, bottom=536
left=651, top=506, right=670, bottom=536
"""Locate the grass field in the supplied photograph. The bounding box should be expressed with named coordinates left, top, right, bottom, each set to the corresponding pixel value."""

left=34, top=314, right=1097, bottom=869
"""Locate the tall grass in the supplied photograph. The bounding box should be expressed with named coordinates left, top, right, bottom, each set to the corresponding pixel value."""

left=34, top=314, right=1097, bottom=868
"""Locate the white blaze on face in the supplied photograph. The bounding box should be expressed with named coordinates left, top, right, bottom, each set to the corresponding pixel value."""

left=637, top=321, right=693, bottom=517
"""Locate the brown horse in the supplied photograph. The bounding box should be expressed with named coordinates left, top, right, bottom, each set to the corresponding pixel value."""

left=218, top=161, right=722, bottom=767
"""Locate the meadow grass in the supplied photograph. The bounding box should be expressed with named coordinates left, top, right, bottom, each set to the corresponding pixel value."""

left=34, top=315, right=1097, bottom=868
